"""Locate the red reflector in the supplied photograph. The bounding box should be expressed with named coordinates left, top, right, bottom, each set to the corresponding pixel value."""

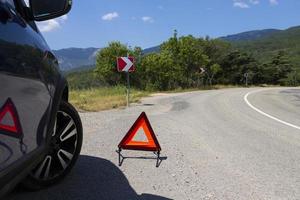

left=0, top=98, right=23, bottom=138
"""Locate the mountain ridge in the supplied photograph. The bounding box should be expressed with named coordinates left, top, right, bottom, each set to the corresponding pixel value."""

left=53, top=47, right=100, bottom=71
left=54, top=25, right=300, bottom=71
left=220, top=29, right=281, bottom=41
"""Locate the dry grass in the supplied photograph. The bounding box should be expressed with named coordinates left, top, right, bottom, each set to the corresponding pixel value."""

left=70, top=86, right=149, bottom=112
left=70, top=84, right=271, bottom=112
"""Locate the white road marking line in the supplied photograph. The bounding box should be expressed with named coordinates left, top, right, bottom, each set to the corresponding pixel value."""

left=244, top=89, right=300, bottom=130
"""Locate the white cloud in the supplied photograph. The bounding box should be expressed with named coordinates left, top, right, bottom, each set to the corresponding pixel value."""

left=233, top=0, right=261, bottom=8
left=233, top=0, right=279, bottom=8
left=37, top=15, right=68, bottom=33
left=102, top=12, right=119, bottom=21
left=249, top=0, right=260, bottom=5
left=142, top=16, right=154, bottom=23
left=233, top=1, right=250, bottom=8
left=60, top=15, right=68, bottom=20
left=269, top=0, right=279, bottom=5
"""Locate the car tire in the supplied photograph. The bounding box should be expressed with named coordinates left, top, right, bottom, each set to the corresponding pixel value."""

left=22, top=101, right=82, bottom=190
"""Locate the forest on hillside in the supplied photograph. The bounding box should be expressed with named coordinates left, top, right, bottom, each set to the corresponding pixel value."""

left=232, top=26, right=300, bottom=71
left=67, top=30, right=300, bottom=90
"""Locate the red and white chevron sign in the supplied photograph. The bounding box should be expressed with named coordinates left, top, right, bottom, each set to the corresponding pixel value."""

left=117, top=57, right=135, bottom=72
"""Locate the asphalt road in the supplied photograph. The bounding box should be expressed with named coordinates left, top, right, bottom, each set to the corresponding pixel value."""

left=8, top=87, right=300, bottom=200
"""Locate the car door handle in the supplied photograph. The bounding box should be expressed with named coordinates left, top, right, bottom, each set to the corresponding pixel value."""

left=0, top=3, right=13, bottom=22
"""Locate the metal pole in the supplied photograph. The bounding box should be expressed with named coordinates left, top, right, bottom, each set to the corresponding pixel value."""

left=244, top=73, right=248, bottom=87
left=126, top=72, right=130, bottom=107
left=126, top=50, right=130, bottom=108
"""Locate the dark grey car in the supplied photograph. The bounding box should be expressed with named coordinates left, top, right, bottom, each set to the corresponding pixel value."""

left=0, top=0, right=82, bottom=197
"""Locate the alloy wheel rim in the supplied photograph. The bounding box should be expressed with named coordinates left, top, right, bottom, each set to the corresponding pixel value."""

left=30, top=111, right=78, bottom=181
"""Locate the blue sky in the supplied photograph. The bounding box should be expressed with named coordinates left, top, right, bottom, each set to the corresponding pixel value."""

left=37, top=0, right=300, bottom=50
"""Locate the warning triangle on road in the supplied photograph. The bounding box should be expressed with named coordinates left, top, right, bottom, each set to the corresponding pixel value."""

left=0, top=98, right=23, bottom=138
left=118, top=112, right=161, bottom=152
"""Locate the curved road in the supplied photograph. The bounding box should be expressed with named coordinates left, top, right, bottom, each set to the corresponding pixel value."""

left=8, top=87, right=300, bottom=200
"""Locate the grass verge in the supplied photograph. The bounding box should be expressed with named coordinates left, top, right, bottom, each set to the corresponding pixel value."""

left=70, top=84, right=270, bottom=112
left=69, top=86, right=149, bottom=112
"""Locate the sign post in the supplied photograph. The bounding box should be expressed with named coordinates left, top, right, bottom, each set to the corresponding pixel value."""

left=126, top=70, right=130, bottom=107
left=117, top=56, right=135, bottom=107
left=244, top=73, right=249, bottom=87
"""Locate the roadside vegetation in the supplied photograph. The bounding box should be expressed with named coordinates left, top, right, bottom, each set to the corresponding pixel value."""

left=69, top=86, right=149, bottom=111
left=67, top=30, right=300, bottom=111
left=232, top=27, right=300, bottom=71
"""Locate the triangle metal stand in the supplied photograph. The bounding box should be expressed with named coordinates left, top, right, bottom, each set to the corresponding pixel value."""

left=117, top=148, right=161, bottom=167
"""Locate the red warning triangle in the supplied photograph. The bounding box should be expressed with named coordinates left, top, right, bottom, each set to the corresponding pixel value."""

left=118, top=112, right=161, bottom=152
left=0, top=98, right=23, bottom=138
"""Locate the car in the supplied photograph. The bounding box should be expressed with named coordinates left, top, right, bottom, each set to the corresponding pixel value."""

left=0, top=0, right=82, bottom=197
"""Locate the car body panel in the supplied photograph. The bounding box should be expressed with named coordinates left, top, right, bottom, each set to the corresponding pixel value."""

left=0, top=0, right=67, bottom=195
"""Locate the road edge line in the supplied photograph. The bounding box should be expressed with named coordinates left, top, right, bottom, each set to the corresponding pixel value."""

left=244, top=89, right=300, bottom=130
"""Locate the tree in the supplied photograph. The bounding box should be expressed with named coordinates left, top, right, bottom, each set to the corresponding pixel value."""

left=93, top=32, right=282, bottom=90
left=161, top=34, right=211, bottom=87
left=271, top=51, right=293, bottom=84
left=139, top=52, right=181, bottom=90
left=94, top=41, right=128, bottom=85
left=161, top=30, right=180, bottom=59
left=259, top=51, right=293, bottom=84
left=281, top=71, right=300, bottom=86
left=219, top=50, right=258, bottom=84
left=206, top=63, right=222, bottom=86
left=203, top=39, right=231, bottom=65
left=94, top=41, right=142, bottom=86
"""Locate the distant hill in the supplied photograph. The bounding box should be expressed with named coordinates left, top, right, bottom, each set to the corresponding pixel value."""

left=220, top=29, right=281, bottom=42
left=54, top=46, right=162, bottom=71
left=64, top=65, right=96, bottom=74
left=54, top=25, right=300, bottom=71
left=228, top=26, right=300, bottom=67
left=143, top=46, right=160, bottom=54
left=66, top=69, right=103, bottom=89
left=53, top=47, right=99, bottom=71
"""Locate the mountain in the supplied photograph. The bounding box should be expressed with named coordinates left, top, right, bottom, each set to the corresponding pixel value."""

left=54, top=25, right=300, bottom=71
left=143, top=46, right=160, bottom=54
left=228, top=26, right=300, bottom=67
left=54, top=46, right=160, bottom=71
left=53, top=47, right=100, bottom=71
left=142, top=26, right=300, bottom=67
left=220, top=29, right=281, bottom=42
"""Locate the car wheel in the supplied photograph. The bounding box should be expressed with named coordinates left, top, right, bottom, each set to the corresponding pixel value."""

left=23, top=101, right=82, bottom=190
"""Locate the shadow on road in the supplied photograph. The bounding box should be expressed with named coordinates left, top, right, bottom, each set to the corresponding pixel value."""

left=8, top=155, right=172, bottom=200
left=142, top=103, right=155, bottom=106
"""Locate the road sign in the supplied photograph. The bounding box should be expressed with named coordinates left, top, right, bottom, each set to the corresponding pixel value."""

left=117, top=112, right=162, bottom=167
left=117, top=56, right=135, bottom=107
left=0, top=98, right=23, bottom=138
left=200, top=67, right=206, bottom=74
left=117, top=57, right=135, bottom=72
